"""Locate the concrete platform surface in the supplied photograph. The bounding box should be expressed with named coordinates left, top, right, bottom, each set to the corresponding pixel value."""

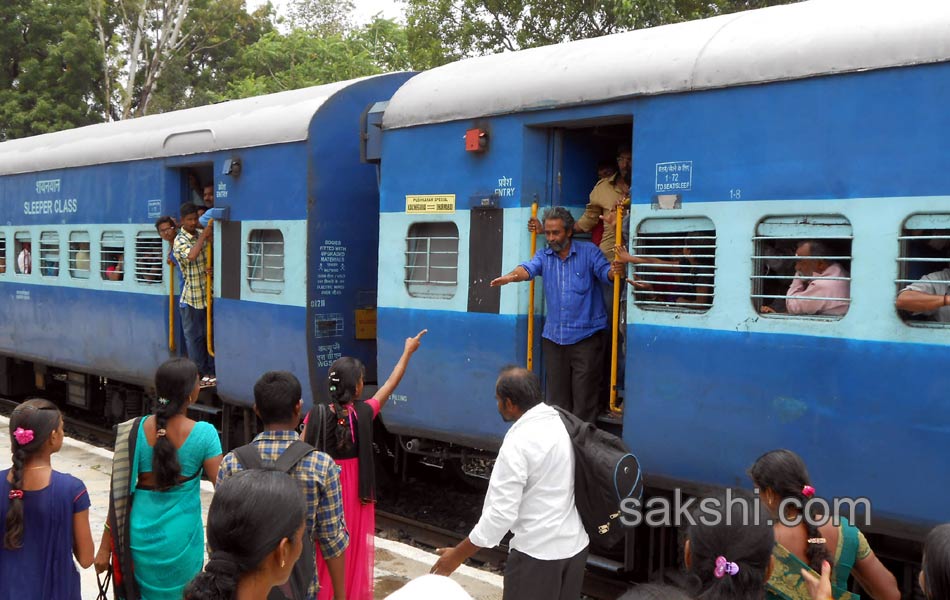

left=0, top=415, right=502, bottom=599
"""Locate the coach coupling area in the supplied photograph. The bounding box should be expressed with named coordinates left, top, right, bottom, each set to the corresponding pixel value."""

left=0, top=415, right=502, bottom=600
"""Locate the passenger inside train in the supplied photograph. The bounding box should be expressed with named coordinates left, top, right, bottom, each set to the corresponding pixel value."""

left=896, top=226, right=950, bottom=323
left=760, top=240, right=851, bottom=317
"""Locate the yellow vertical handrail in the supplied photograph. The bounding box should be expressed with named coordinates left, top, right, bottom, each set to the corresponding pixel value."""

left=526, top=202, right=539, bottom=370
left=205, top=220, right=214, bottom=357
left=609, top=204, right=624, bottom=413
left=168, top=260, right=176, bottom=352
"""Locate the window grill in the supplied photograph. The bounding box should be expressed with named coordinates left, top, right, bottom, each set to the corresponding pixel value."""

left=630, top=217, right=716, bottom=312
left=39, top=231, right=60, bottom=277
left=247, top=230, right=285, bottom=293
left=405, top=222, right=459, bottom=299
left=895, top=214, right=950, bottom=326
left=14, top=232, right=32, bottom=275
left=751, top=215, right=852, bottom=318
left=68, top=232, right=91, bottom=279
left=135, top=232, right=164, bottom=284
left=101, top=231, right=125, bottom=282
left=0, top=233, right=6, bottom=276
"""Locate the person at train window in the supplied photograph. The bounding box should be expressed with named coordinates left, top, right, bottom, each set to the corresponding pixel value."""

left=95, top=357, right=224, bottom=600
left=683, top=489, right=775, bottom=600
left=431, top=367, right=589, bottom=600
left=16, top=242, right=31, bottom=274
left=155, top=216, right=182, bottom=281
left=491, top=206, right=617, bottom=423
left=217, top=371, right=349, bottom=600
left=105, top=252, right=124, bottom=281
left=183, top=470, right=306, bottom=600
left=760, top=240, right=850, bottom=316
left=72, top=241, right=91, bottom=277
left=173, top=203, right=216, bottom=384
left=0, top=254, right=6, bottom=274
left=301, top=329, right=426, bottom=600
left=748, top=449, right=900, bottom=600
left=895, top=266, right=950, bottom=322
left=203, top=184, right=215, bottom=209
left=614, top=233, right=714, bottom=308
left=187, top=171, right=204, bottom=206
left=1, top=399, right=95, bottom=599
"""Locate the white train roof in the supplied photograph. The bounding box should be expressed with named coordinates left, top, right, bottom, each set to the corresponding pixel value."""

left=0, top=76, right=374, bottom=176
left=383, top=0, right=950, bottom=129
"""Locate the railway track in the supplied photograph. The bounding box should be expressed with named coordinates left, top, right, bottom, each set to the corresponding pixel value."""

left=377, top=510, right=630, bottom=599
left=0, top=396, right=116, bottom=448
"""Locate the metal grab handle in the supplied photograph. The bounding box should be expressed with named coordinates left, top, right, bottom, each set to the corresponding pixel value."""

left=609, top=204, right=624, bottom=414
left=168, top=260, right=176, bottom=352
left=527, top=202, right=538, bottom=370
left=205, top=220, right=215, bottom=358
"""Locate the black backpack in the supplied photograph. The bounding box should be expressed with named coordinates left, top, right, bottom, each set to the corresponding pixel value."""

left=232, top=441, right=317, bottom=600
left=554, top=407, right=643, bottom=553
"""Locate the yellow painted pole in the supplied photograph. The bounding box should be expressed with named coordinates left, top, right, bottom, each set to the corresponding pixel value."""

left=168, top=260, right=176, bottom=352
left=609, top=204, right=624, bottom=413
left=527, top=202, right=539, bottom=370
left=205, top=220, right=215, bottom=358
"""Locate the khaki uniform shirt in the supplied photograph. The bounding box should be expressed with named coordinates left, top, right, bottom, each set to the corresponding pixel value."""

left=577, top=173, right=629, bottom=260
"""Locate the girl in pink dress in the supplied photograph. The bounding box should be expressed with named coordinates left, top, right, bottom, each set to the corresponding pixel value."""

left=305, top=329, right=426, bottom=600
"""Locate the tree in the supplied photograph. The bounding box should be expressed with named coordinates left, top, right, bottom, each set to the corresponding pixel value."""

left=286, top=0, right=355, bottom=35
left=0, top=0, right=106, bottom=140
left=403, top=0, right=803, bottom=67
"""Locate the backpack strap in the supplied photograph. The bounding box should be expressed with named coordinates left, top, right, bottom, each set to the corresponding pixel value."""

left=273, top=441, right=316, bottom=473
left=304, top=404, right=328, bottom=451
left=233, top=444, right=265, bottom=470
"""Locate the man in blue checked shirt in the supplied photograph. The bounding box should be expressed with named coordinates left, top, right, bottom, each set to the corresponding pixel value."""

left=491, top=206, right=617, bottom=423
left=217, top=371, right=348, bottom=599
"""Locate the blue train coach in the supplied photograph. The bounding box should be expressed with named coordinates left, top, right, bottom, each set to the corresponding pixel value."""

left=374, top=0, right=950, bottom=572
left=0, top=73, right=412, bottom=443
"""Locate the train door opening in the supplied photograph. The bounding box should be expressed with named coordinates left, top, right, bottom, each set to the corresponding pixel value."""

left=536, top=118, right=632, bottom=427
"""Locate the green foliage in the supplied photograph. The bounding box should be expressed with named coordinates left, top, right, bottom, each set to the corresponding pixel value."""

left=0, top=0, right=106, bottom=140
left=403, top=0, right=803, bottom=65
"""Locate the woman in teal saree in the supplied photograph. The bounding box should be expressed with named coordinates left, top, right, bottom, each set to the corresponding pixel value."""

left=749, top=450, right=900, bottom=600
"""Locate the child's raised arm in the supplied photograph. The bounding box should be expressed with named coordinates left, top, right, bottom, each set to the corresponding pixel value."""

left=375, top=329, right=427, bottom=410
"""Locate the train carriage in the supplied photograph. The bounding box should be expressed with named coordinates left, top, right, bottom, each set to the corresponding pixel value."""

left=375, top=0, right=950, bottom=571
left=0, top=73, right=413, bottom=440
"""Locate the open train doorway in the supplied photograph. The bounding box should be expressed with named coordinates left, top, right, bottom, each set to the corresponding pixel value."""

left=537, top=118, right=633, bottom=429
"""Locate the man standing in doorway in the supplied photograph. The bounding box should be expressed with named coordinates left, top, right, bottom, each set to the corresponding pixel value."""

left=431, top=367, right=589, bottom=600
left=174, top=203, right=216, bottom=384
left=490, top=206, right=614, bottom=422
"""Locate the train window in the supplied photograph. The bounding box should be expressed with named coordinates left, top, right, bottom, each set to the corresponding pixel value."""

left=895, top=214, right=950, bottom=327
left=247, top=229, right=285, bottom=293
left=135, top=232, right=164, bottom=284
left=14, top=232, right=32, bottom=275
left=751, top=215, right=852, bottom=319
left=630, top=217, right=716, bottom=312
left=0, top=233, right=6, bottom=276
left=68, top=231, right=92, bottom=279
left=39, top=231, right=60, bottom=277
left=101, top=231, right=125, bottom=282
left=405, top=222, right=459, bottom=299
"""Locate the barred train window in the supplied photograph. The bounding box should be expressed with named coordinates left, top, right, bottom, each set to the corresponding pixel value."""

left=39, top=231, right=60, bottom=277
left=247, top=229, right=285, bottom=293
left=101, top=231, right=125, bottom=282
left=630, top=217, right=716, bottom=312
left=14, top=232, right=31, bottom=275
left=69, top=231, right=91, bottom=279
left=0, top=233, right=6, bottom=275
left=751, top=215, right=852, bottom=319
left=405, top=222, right=459, bottom=299
left=135, top=232, right=164, bottom=284
left=896, top=214, right=950, bottom=327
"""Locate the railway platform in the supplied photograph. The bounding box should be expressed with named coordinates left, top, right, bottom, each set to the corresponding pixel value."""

left=0, top=415, right=503, bottom=599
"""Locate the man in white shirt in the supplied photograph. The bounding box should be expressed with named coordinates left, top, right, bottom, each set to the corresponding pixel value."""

left=431, top=367, right=589, bottom=600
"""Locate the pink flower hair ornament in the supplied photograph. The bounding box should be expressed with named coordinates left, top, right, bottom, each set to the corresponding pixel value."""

left=13, top=427, right=34, bottom=446
left=714, top=556, right=740, bottom=578
left=8, top=490, right=24, bottom=500
left=802, top=485, right=816, bottom=498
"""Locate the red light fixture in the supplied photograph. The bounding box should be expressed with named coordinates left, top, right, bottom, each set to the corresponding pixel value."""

left=465, top=128, right=488, bottom=152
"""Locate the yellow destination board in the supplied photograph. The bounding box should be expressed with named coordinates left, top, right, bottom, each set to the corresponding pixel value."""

left=406, top=194, right=455, bottom=214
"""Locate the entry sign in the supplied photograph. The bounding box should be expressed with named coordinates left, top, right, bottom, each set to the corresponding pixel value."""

left=406, top=194, right=455, bottom=214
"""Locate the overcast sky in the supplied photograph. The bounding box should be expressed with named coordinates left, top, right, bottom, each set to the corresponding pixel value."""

left=246, top=0, right=406, bottom=25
